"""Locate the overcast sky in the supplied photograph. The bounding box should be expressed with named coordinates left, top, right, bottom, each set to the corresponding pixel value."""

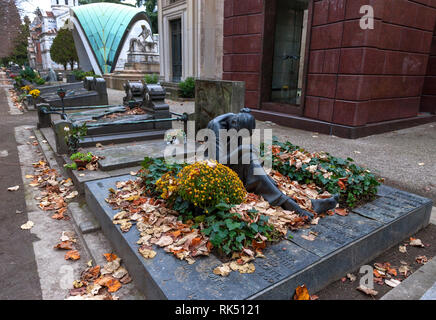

left=17, top=0, right=138, bottom=20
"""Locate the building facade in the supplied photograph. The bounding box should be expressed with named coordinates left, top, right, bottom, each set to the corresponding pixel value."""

left=28, top=0, right=78, bottom=71
left=221, top=0, right=436, bottom=137
left=157, top=0, right=224, bottom=82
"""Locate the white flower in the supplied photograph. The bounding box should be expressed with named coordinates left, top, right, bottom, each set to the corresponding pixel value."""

left=64, top=126, right=70, bottom=132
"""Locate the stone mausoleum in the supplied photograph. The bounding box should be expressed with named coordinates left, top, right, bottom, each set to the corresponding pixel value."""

left=158, top=0, right=434, bottom=137
left=70, top=2, right=159, bottom=86
left=220, top=0, right=436, bottom=137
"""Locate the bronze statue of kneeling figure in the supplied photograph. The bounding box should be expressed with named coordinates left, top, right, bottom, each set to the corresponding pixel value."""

left=206, top=108, right=339, bottom=221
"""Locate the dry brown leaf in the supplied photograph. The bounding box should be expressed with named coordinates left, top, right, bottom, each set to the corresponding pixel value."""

left=120, top=274, right=132, bottom=284
left=53, top=241, right=73, bottom=250
left=103, top=253, right=118, bottom=262
left=8, top=185, right=20, bottom=191
left=335, top=208, right=349, bottom=216
left=294, top=285, right=310, bottom=300
left=65, top=250, right=81, bottom=261
left=357, top=285, right=378, bottom=296
left=155, top=235, right=174, bottom=247
left=416, top=255, right=428, bottom=264
left=399, top=245, right=407, bottom=253
left=409, top=238, right=425, bottom=248
left=398, top=265, right=409, bottom=276
left=81, top=266, right=101, bottom=282
left=20, top=221, right=34, bottom=230
left=213, top=263, right=232, bottom=277
left=95, top=276, right=122, bottom=293
left=139, top=247, right=156, bottom=259
left=347, top=273, right=356, bottom=282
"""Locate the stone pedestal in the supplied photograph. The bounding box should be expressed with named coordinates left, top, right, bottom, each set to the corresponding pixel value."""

left=105, top=45, right=160, bottom=90
left=194, top=79, right=245, bottom=132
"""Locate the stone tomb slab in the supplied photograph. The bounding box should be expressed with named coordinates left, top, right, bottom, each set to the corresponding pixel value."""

left=85, top=175, right=319, bottom=300
left=94, top=140, right=198, bottom=171
left=85, top=176, right=433, bottom=299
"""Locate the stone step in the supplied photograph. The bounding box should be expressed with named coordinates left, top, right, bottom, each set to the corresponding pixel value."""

left=79, top=130, right=166, bottom=147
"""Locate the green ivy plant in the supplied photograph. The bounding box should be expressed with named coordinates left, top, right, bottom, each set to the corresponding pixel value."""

left=270, top=138, right=380, bottom=208
left=199, top=203, right=277, bottom=256
left=137, top=156, right=186, bottom=195
left=64, top=152, right=94, bottom=170
left=64, top=123, right=88, bottom=154
left=178, top=77, right=195, bottom=98
left=144, top=73, right=159, bottom=84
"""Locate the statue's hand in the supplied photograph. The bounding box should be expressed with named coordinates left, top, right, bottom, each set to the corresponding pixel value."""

left=298, top=209, right=314, bottom=221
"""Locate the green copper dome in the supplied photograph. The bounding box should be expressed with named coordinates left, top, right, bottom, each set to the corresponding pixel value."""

left=71, top=3, right=148, bottom=74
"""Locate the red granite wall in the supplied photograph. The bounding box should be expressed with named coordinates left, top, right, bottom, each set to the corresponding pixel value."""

left=222, top=0, right=436, bottom=125
left=222, top=0, right=264, bottom=109
left=305, top=0, right=436, bottom=126
left=421, top=22, right=436, bottom=114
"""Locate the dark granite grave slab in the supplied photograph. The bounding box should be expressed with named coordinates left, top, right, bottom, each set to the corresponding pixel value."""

left=94, top=140, right=198, bottom=171
left=85, top=175, right=433, bottom=300
left=78, top=130, right=166, bottom=147
left=85, top=175, right=319, bottom=300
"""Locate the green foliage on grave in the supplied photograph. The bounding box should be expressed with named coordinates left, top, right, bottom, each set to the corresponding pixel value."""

left=34, top=77, right=46, bottom=85
left=178, top=77, right=195, bottom=98
left=70, top=152, right=94, bottom=162
left=144, top=73, right=159, bottom=84
left=198, top=203, right=277, bottom=256
left=137, top=156, right=186, bottom=195
left=17, top=67, right=45, bottom=85
left=268, top=138, right=380, bottom=208
left=136, top=157, right=277, bottom=256
left=71, top=69, right=100, bottom=81
left=64, top=123, right=88, bottom=154
left=19, top=67, right=36, bottom=82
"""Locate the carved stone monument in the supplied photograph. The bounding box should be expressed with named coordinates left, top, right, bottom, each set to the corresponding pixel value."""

left=104, top=24, right=160, bottom=90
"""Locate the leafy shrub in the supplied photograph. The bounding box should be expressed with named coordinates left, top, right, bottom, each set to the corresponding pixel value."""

left=201, top=203, right=275, bottom=255
left=64, top=123, right=88, bottom=154
left=14, top=75, right=23, bottom=87
left=34, top=77, right=45, bottom=85
left=178, top=77, right=195, bottom=98
left=71, top=69, right=85, bottom=80
left=70, top=152, right=93, bottom=162
left=144, top=73, right=159, bottom=84
left=20, top=67, right=36, bottom=82
left=71, top=70, right=100, bottom=81
left=270, top=138, right=380, bottom=208
left=64, top=162, right=78, bottom=170
left=138, top=157, right=186, bottom=195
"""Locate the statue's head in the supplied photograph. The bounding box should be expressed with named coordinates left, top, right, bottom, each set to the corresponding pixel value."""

left=228, top=108, right=255, bottom=134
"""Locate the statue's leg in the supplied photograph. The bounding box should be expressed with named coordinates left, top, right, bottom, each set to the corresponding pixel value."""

left=310, top=194, right=340, bottom=214
left=227, top=145, right=314, bottom=220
